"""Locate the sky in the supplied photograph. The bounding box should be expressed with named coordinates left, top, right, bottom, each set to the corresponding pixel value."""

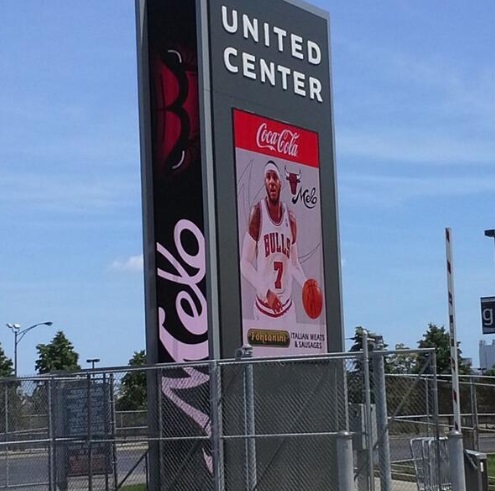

left=1, top=0, right=494, bottom=375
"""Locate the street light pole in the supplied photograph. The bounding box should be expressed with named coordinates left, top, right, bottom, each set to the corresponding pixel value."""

left=86, top=358, right=100, bottom=370
left=5, top=321, right=53, bottom=377
left=484, top=230, right=495, bottom=272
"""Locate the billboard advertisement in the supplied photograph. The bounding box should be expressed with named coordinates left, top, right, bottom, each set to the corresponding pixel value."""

left=234, top=109, right=327, bottom=356
left=206, top=0, right=343, bottom=357
left=138, top=0, right=343, bottom=374
left=137, top=0, right=343, bottom=488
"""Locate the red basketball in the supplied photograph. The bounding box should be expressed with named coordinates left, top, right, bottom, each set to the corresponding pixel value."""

left=302, top=279, right=323, bottom=319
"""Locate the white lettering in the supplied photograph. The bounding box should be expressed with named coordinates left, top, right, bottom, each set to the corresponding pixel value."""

left=291, top=34, right=304, bottom=59
left=156, top=220, right=210, bottom=473
left=483, top=307, right=494, bottom=326
left=159, top=308, right=208, bottom=362
left=223, top=47, right=238, bottom=73
left=260, top=59, right=276, bottom=86
left=156, top=220, right=207, bottom=341
left=293, top=70, right=306, bottom=97
left=242, top=14, right=258, bottom=41
left=220, top=9, right=325, bottom=104
left=307, top=40, right=321, bottom=65
left=273, top=26, right=287, bottom=52
left=309, top=77, right=323, bottom=102
left=222, top=51, right=323, bottom=103
left=277, top=65, right=290, bottom=90
left=221, top=5, right=237, bottom=33
left=263, top=22, right=270, bottom=47
left=242, top=52, right=257, bottom=79
left=256, top=123, right=300, bottom=157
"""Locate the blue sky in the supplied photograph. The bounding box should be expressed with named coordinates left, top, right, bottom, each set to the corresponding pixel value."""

left=1, top=0, right=494, bottom=374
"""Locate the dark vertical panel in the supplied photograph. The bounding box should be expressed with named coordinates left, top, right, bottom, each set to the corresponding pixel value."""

left=136, top=0, right=212, bottom=488
left=146, top=0, right=208, bottom=365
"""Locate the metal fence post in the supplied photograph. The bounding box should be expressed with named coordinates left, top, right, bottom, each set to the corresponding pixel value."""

left=431, top=351, right=443, bottom=489
left=362, top=330, right=375, bottom=491
left=448, top=431, right=466, bottom=491
left=425, top=376, right=430, bottom=437
left=372, top=341, right=392, bottom=491
left=156, top=367, right=163, bottom=488
left=469, top=375, right=480, bottom=451
left=103, top=373, right=109, bottom=491
left=87, top=373, right=93, bottom=491
left=337, top=431, right=354, bottom=491
left=48, top=378, right=55, bottom=491
left=209, top=360, right=224, bottom=491
left=237, top=344, right=257, bottom=491
left=109, top=373, right=118, bottom=490
left=4, top=382, right=10, bottom=488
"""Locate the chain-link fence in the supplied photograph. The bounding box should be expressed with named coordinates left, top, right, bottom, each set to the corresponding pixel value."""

left=434, top=373, right=495, bottom=455
left=0, top=349, right=454, bottom=491
left=0, top=371, right=149, bottom=491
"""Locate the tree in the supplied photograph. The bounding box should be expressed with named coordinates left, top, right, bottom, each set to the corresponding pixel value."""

left=0, top=344, right=20, bottom=435
left=387, top=343, right=418, bottom=374
left=415, top=323, right=471, bottom=375
left=349, top=326, right=390, bottom=372
left=0, top=343, right=13, bottom=377
left=116, top=350, right=147, bottom=411
left=349, top=326, right=389, bottom=353
left=35, top=331, right=80, bottom=374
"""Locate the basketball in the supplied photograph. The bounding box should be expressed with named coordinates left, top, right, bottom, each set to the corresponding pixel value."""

left=302, top=279, right=323, bottom=319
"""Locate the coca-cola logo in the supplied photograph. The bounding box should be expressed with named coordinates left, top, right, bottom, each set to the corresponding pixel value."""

left=256, top=123, right=299, bottom=157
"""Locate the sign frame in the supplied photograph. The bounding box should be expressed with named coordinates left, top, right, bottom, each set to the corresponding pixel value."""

left=481, top=296, right=495, bottom=334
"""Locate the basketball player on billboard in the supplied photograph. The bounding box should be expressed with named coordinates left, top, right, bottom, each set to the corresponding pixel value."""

left=240, top=160, right=322, bottom=325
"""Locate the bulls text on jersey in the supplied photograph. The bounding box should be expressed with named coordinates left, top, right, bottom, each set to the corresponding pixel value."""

left=263, top=232, right=291, bottom=259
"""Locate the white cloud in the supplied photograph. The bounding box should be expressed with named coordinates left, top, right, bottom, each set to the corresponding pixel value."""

left=110, top=255, right=143, bottom=273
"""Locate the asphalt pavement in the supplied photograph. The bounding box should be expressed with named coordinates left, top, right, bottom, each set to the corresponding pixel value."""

left=2, top=434, right=493, bottom=490
left=0, top=446, right=146, bottom=490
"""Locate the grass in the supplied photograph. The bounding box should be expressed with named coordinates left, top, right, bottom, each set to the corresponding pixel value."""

left=487, top=454, right=495, bottom=491
left=121, top=485, right=146, bottom=491
left=489, top=454, right=495, bottom=476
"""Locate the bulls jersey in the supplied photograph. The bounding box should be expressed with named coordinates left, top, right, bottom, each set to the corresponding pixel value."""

left=256, top=198, right=294, bottom=317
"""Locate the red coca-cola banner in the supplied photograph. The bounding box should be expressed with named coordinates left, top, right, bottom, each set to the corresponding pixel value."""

left=233, top=110, right=319, bottom=168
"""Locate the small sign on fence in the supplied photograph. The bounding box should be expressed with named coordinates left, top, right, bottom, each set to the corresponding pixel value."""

left=54, top=376, right=114, bottom=489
